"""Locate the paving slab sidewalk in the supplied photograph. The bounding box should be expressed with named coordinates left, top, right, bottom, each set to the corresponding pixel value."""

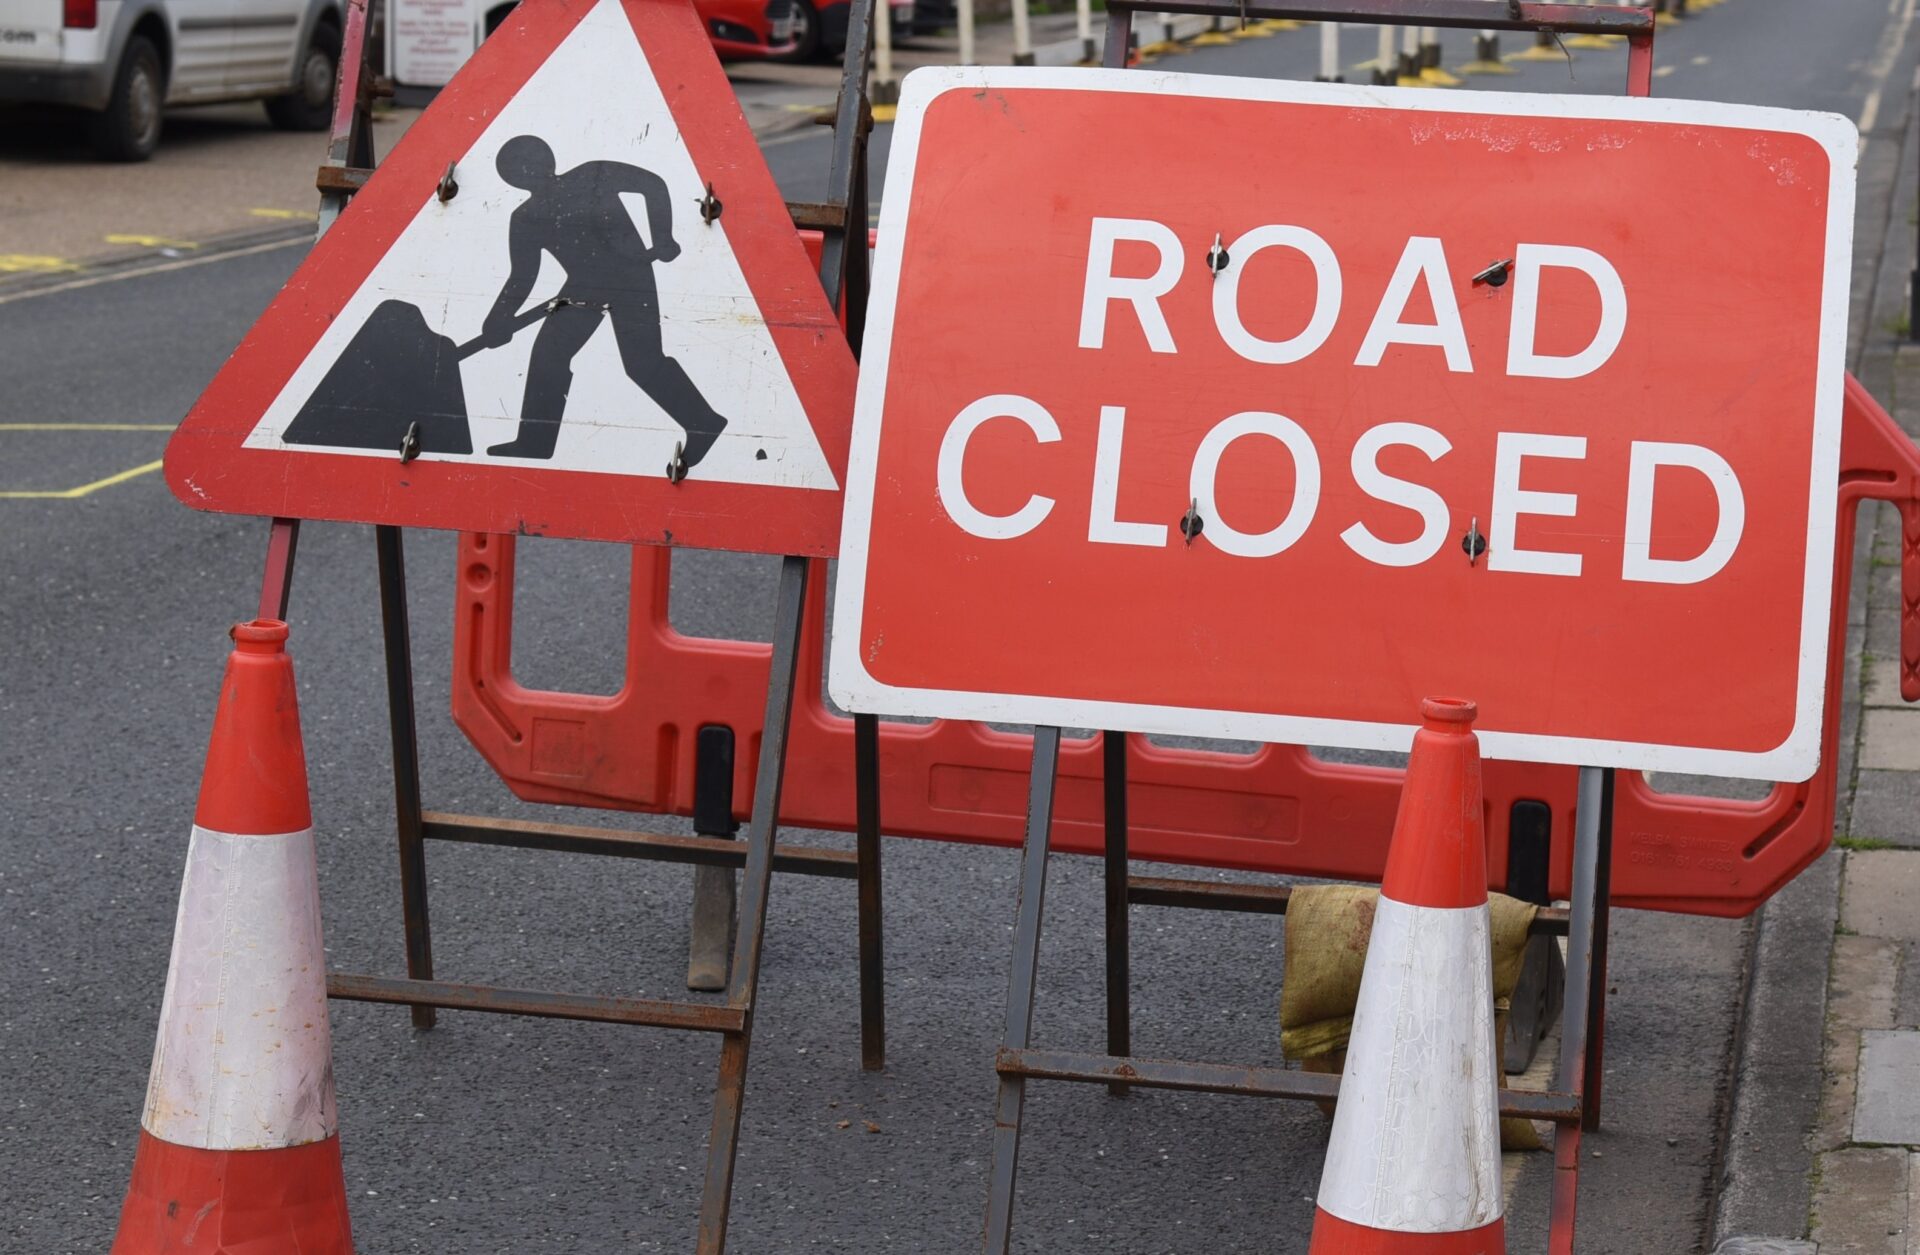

left=1712, top=44, right=1920, bottom=1255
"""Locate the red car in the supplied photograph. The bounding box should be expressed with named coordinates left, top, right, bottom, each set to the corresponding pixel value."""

left=692, top=0, right=797, bottom=58
left=483, top=0, right=795, bottom=60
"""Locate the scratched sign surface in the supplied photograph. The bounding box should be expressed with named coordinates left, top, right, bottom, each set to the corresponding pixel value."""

left=832, top=69, right=1857, bottom=780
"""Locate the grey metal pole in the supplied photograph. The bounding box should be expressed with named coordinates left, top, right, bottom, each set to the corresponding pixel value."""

left=1554, top=765, right=1605, bottom=1098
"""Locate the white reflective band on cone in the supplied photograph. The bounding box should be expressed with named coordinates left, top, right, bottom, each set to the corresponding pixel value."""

left=141, top=825, right=337, bottom=1150
left=1317, top=896, right=1503, bottom=1233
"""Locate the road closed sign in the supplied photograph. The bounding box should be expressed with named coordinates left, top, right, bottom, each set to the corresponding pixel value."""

left=830, top=69, right=1857, bottom=781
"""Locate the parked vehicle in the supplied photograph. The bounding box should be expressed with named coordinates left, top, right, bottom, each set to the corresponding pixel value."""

left=780, top=0, right=921, bottom=62
left=0, top=0, right=345, bottom=160
left=481, top=0, right=795, bottom=59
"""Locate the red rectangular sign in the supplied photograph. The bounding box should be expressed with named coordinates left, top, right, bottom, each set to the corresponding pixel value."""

left=829, top=69, right=1857, bottom=781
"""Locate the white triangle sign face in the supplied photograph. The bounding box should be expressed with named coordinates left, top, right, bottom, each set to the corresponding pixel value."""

left=168, top=0, right=858, bottom=556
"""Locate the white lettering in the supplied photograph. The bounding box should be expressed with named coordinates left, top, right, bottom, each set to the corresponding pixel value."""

left=1341, top=423, right=1454, bottom=567
left=1622, top=442, right=1745, bottom=584
left=1506, top=243, right=1628, bottom=380
left=1078, top=217, right=1184, bottom=354
left=1487, top=432, right=1587, bottom=577
left=1354, top=236, right=1473, bottom=373
left=1189, top=411, right=1322, bottom=558
left=1212, top=225, right=1343, bottom=365
left=1089, top=406, right=1169, bottom=547
left=936, top=394, right=1060, bottom=540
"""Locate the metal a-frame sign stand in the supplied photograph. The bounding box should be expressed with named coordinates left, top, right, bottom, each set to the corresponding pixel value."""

left=975, top=5, right=1654, bottom=1252
left=260, top=0, right=884, bottom=1249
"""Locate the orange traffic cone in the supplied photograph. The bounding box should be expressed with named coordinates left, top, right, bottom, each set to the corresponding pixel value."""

left=112, top=620, right=354, bottom=1254
left=1308, top=697, right=1504, bottom=1254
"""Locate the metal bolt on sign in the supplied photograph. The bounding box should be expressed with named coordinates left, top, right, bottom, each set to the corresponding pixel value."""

left=1179, top=498, right=1204, bottom=543
left=1462, top=516, right=1487, bottom=565
left=1473, top=256, right=1515, bottom=286
left=1206, top=232, right=1230, bottom=275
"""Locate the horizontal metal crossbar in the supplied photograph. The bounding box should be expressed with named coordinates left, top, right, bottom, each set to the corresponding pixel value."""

left=1105, top=0, right=1654, bottom=36
left=420, top=811, right=857, bottom=877
left=327, top=973, right=747, bottom=1033
left=1125, top=874, right=1571, bottom=935
left=996, top=1047, right=1585, bottom=1123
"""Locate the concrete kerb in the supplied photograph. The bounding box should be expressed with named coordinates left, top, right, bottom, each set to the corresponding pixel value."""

left=1711, top=41, right=1920, bottom=1254
left=1710, top=850, right=1843, bottom=1249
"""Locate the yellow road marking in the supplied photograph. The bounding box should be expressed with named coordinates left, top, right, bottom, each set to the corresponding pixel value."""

left=249, top=207, right=319, bottom=221
left=1653, top=63, right=1676, bottom=77
left=0, top=254, right=78, bottom=273
left=0, top=425, right=172, bottom=499
left=104, top=233, right=200, bottom=250
left=0, top=459, right=164, bottom=500
left=0, top=423, right=174, bottom=431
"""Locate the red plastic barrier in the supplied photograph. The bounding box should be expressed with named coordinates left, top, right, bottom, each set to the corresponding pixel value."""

left=451, top=360, right=1920, bottom=917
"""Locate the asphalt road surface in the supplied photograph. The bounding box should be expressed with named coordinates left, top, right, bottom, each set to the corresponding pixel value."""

left=2, top=1, right=1911, bottom=1250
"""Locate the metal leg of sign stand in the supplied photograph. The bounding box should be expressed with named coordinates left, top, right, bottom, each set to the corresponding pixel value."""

left=257, top=517, right=301, bottom=621
left=1549, top=765, right=1612, bottom=1252
left=263, top=0, right=882, bottom=1245
left=981, top=735, right=1614, bottom=1253
left=1040, top=7, right=1639, bottom=1249
left=697, top=555, right=811, bottom=1253
left=833, top=0, right=886, bottom=1077
left=1102, top=731, right=1131, bottom=1098
left=376, top=524, right=438, bottom=1030
left=983, top=726, right=1063, bottom=1255
left=855, top=712, right=887, bottom=1071
left=294, top=547, right=816, bottom=1253
left=1581, top=769, right=1616, bottom=1131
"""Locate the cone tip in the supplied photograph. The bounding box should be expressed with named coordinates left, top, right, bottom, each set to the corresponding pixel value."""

left=1420, top=696, right=1476, bottom=731
left=230, top=619, right=290, bottom=654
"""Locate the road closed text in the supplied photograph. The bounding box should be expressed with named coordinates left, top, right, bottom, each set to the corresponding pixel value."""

left=934, top=220, right=1744, bottom=585
left=836, top=72, right=1852, bottom=777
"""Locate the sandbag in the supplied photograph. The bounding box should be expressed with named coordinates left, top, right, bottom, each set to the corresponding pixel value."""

left=1279, top=884, right=1545, bottom=1151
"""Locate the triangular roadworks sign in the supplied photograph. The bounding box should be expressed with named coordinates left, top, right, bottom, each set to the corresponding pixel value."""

left=166, top=0, right=857, bottom=556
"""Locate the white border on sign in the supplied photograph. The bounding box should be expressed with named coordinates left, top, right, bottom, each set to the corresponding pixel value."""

left=829, top=67, right=1859, bottom=783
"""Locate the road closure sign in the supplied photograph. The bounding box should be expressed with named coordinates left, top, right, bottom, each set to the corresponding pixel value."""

left=830, top=68, right=1857, bottom=781
left=166, top=0, right=856, bottom=556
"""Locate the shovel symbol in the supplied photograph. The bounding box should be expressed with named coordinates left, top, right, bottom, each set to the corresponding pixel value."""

left=279, top=298, right=552, bottom=457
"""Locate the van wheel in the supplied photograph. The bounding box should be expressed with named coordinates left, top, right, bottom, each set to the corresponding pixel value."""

left=265, top=21, right=340, bottom=131
left=89, top=35, right=164, bottom=162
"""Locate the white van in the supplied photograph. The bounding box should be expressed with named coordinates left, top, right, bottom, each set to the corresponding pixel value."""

left=0, top=0, right=346, bottom=160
